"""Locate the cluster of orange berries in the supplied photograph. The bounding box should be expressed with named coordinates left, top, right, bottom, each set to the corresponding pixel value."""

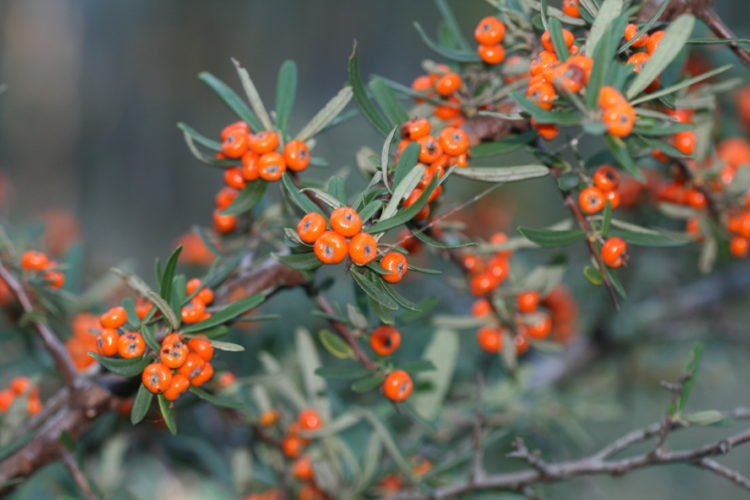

left=396, top=118, right=469, bottom=221
left=297, top=208, right=408, bottom=283
left=0, top=377, right=42, bottom=416
left=141, top=333, right=215, bottom=400
left=96, top=306, right=146, bottom=359
left=181, top=278, right=214, bottom=324
left=368, top=325, right=413, bottom=402
left=597, top=86, right=636, bottom=137
left=65, top=313, right=101, bottom=372
left=213, top=121, right=311, bottom=234
left=19, top=250, right=64, bottom=289
left=410, top=65, right=465, bottom=121
left=378, top=457, right=432, bottom=498
left=464, top=233, right=511, bottom=297
left=474, top=16, right=507, bottom=64
left=624, top=25, right=665, bottom=79
left=526, top=29, right=593, bottom=139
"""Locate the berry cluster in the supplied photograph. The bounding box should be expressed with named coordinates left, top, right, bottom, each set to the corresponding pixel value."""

left=213, top=121, right=311, bottom=234
left=597, top=86, right=635, bottom=137
left=19, top=250, right=65, bottom=289
left=142, top=333, right=214, bottom=400
left=96, top=306, right=147, bottom=359
left=396, top=118, right=469, bottom=221
left=0, top=376, right=42, bottom=416
left=181, top=278, right=215, bottom=324
left=410, top=65, right=464, bottom=121
left=474, top=16, right=507, bottom=64
left=367, top=325, right=413, bottom=402
left=296, top=208, right=409, bottom=283
left=65, top=313, right=101, bottom=372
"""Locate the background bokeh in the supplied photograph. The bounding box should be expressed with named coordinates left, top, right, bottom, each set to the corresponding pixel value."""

left=1, top=1, right=750, bottom=499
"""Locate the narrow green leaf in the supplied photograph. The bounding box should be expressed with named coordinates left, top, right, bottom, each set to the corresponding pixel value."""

left=348, top=44, right=391, bottom=136
left=350, top=268, right=399, bottom=311
left=381, top=164, right=424, bottom=221
left=159, top=246, right=182, bottom=301
left=181, top=294, right=265, bottom=333
left=392, top=142, right=421, bottom=187
left=219, top=180, right=267, bottom=216
left=318, top=329, right=355, bottom=359
left=584, top=265, right=603, bottom=285
left=370, top=77, right=409, bottom=127
left=630, top=64, right=732, bottom=105
left=548, top=17, right=570, bottom=62
left=158, top=395, right=177, bottom=435
left=198, top=72, right=263, bottom=131
left=281, top=173, right=325, bottom=215
left=585, top=0, right=623, bottom=56
left=434, top=0, right=471, bottom=51
left=381, top=126, right=399, bottom=193
left=618, top=0, right=670, bottom=53
left=275, top=60, right=298, bottom=137
left=518, top=226, right=585, bottom=246
left=601, top=201, right=613, bottom=237
left=131, top=384, right=153, bottom=425
left=413, top=329, right=457, bottom=420
left=627, top=15, right=696, bottom=99
left=177, top=122, right=220, bottom=151
left=89, top=352, right=152, bottom=377
left=233, top=58, right=273, bottom=131
left=409, top=226, right=476, bottom=249
left=399, top=359, right=437, bottom=373
left=315, top=366, right=371, bottom=379
left=190, top=387, right=244, bottom=409
left=608, top=228, right=689, bottom=247
left=366, top=174, right=442, bottom=234
left=295, top=86, right=354, bottom=142
left=673, top=342, right=703, bottom=414
left=413, top=22, right=481, bottom=62
left=351, top=376, right=385, bottom=393
left=275, top=252, right=323, bottom=271
left=469, top=131, right=535, bottom=158
left=512, top=91, right=581, bottom=125
left=453, top=165, right=549, bottom=183
left=110, top=268, right=179, bottom=330
left=606, top=135, right=641, bottom=180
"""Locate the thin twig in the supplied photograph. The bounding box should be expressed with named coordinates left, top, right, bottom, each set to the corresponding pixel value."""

left=60, top=448, right=98, bottom=500
left=315, top=293, right=376, bottom=370
left=694, top=458, right=750, bottom=491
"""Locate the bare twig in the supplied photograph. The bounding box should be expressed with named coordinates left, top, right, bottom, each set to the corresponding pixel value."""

left=694, top=458, right=750, bottom=491
left=60, top=448, right=98, bottom=500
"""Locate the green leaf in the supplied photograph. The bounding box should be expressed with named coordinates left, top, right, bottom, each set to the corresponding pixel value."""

left=198, top=72, right=263, bottom=131
left=219, top=180, right=267, bottom=216
left=176, top=122, right=220, bottom=151
left=160, top=246, right=182, bottom=301
left=318, top=329, right=355, bottom=359
left=673, top=342, right=703, bottom=415
left=370, top=77, right=409, bottom=127
left=141, top=324, right=160, bottom=352
left=601, top=201, right=613, bottom=237
left=158, top=395, right=178, bottom=435
left=366, top=174, right=441, bottom=234
left=295, top=86, right=354, bottom=142
left=88, top=352, right=152, bottom=377
left=683, top=409, right=727, bottom=426
left=350, top=268, right=399, bottom=311
left=609, top=228, right=689, bottom=247
left=392, top=142, right=421, bottom=188
left=413, top=22, right=480, bottom=62
left=315, top=366, right=371, bottom=379
left=627, top=15, right=696, bottom=99
left=630, top=64, right=732, bottom=105
left=296, top=328, right=330, bottom=418
left=276, top=252, right=322, bottom=271
left=233, top=59, right=273, bottom=131
left=281, top=173, right=325, bottom=215
left=360, top=199, right=383, bottom=223
left=604, top=266, right=627, bottom=298
left=548, top=17, right=569, bottom=62
left=434, top=0, right=471, bottom=51
left=586, top=15, right=628, bottom=109
left=453, top=165, right=549, bottom=183
left=618, top=0, right=670, bottom=53
left=512, top=91, right=581, bottom=125
left=381, top=126, right=399, bottom=193
left=413, top=329, right=457, bottom=420
left=408, top=226, right=475, bottom=248
left=399, top=359, right=437, bottom=373
left=351, top=376, right=385, bottom=393
left=584, top=265, right=604, bottom=286
left=606, top=135, right=642, bottom=180
left=469, top=131, right=535, bottom=158
left=190, top=387, right=244, bottom=409
left=347, top=43, right=391, bottom=136
left=381, top=164, right=424, bottom=221
left=110, top=268, right=179, bottom=330
left=328, top=177, right=347, bottom=205
left=131, top=384, right=153, bottom=425
left=585, top=0, right=623, bottom=56
left=517, top=226, right=585, bottom=246
left=181, top=294, right=265, bottom=334
left=275, top=60, right=297, bottom=137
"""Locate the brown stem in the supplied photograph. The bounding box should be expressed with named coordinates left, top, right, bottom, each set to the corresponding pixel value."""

left=0, top=261, right=80, bottom=387
left=315, top=293, right=376, bottom=370
left=697, top=8, right=750, bottom=67
left=60, top=448, right=98, bottom=500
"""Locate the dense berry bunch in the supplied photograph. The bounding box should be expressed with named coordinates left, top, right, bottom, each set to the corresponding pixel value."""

left=142, top=333, right=214, bottom=400
left=19, top=250, right=64, bottom=289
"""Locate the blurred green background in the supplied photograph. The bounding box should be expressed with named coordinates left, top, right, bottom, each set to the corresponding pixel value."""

left=2, top=1, right=750, bottom=499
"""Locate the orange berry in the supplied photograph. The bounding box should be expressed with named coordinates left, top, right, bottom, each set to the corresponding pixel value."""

left=474, top=16, right=505, bottom=45
left=517, top=291, right=540, bottom=313
left=435, top=73, right=462, bottom=97
left=142, top=363, right=173, bottom=394
left=541, top=29, right=574, bottom=53
left=297, top=212, right=327, bottom=244
left=398, top=228, right=422, bottom=254
left=97, top=328, right=119, bottom=356
left=477, top=326, right=503, bottom=353
left=527, top=81, right=556, bottom=110
left=283, top=140, right=311, bottom=171
left=685, top=188, right=706, bottom=209
left=487, top=255, right=510, bottom=284
left=478, top=43, right=506, bottom=64
left=673, top=130, right=696, bottom=155
left=314, top=231, right=348, bottom=264
left=624, top=24, right=648, bottom=48
left=349, top=232, right=378, bottom=266
left=117, top=332, right=145, bottom=359
left=579, top=186, right=606, bottom=214
left=217, top=371, right=236, bottom=388
left=282, top=435, right=306, bottom=458
left=259, top=409, right=279, bottom=426
left=601, top=237, right=627, bottom=267
left=593, top=165, right=620, bottom=191
left=330, top=207, right=362, bottom=237
left=44, top=270, right=65, bottom=289
left=472, top=298, right=492, bottom=317
left=10, top=377, right=31, bottom=395
left=730, top=236, right=750, bottom=258
left=383, top=370, right=413, bottom=402
left=220, top=121, right=249, bottom=142
left=562, top=0, right=581, bottom=17
left=221, top=130, right=249, bottom=158
left=417, top=136, right=443, bottom=163
left=241, top=152, right=260, bottom=181
left=0, top=389, right=14, bottom=412
left=380, top=252, right=408, bottom=283
left=434, top=99, right=462, bottom=120
left=20, top=250, right=49, bottom=271
left=462, top=254, right=483, bottom=273
left=627, top=52, right=650, bottom=73
left=401, top=118, right=431, bottom=141
left=160, top=339, right=189, bottom=369
left=438, top=127, right=469, bottom=156
left=181, top=298, right=207, bottom=324
left=534, top=120, right=559, bottom=141
left=100, top=306, right=128, bottom=329
left=188, top=335, right=214, bottom=361
left=292, top=455, right=315, bottom=481
left=27, top=396, right=42, bottom=416
left=525, top=314, right=552, bottom=339
left=258, top=152, right=286, bottom=181
left=515, top=333, right=530, bottom=354
left=164, top=374, right=190, bottom=401
left=469, top=272, right=499, bottom=297
left=530, top=51, right=558, bottom=76
left=298, top=408, right=323, bottom=431
left=135, top=297, right=155, bottom=320
left=598, top=86, right=626, bottom=109
left=605, top=189, right=621, bottom=210
left=553, top=62, right=586, bottom=93
left=647, top=31, right=665, bottom=54
left=224, top=167, right=247, bottom=190
left=213, top=209, right=237, bottom=234
left=191, top=361, right=214, bottom=387
left=370, top=325, right=401, bottom=356
left=248, top=130, right=279, bottom=154
left=602, top=103, right=635, bottom=137
left=178, top=352, right=206, bottom=380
